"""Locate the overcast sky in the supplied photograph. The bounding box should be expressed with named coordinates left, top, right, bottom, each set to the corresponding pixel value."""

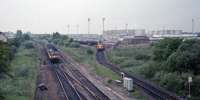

left=0, top=0, right=200, bottom=34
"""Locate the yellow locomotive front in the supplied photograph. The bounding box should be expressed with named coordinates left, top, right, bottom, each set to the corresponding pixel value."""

left=96, top=42, right=105, bottom=51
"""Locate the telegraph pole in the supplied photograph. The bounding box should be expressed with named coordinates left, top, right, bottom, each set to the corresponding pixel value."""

left=88, top=18, right=91, bottom=34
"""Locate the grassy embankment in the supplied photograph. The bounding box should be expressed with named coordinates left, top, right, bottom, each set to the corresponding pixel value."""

left=107, top=45, right=152, bottom=75
left=61, top=46, right=148, bottom=99
left=60, top=46, right=120, bottom=80
left=107, top=45, right=152, bottom=100
left=0, top=44, right=39, bottom=100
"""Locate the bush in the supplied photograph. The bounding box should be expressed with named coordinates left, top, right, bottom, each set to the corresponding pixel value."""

left=69, top=42, right=80, bottom=48
left=158, top=72, right=184, bottom=94
left=17, top=65, right=29, bottom=77
left=23, top=41, right=34, bottom=49
left=153, top=38, right=182, bottom=61
left=86, top=49, right=94, bottom=55
left=139, top=62, right=162, bottom=78
left=107, top=79, right=113, bottom=84
left=135, top=54, right=150, bottom=61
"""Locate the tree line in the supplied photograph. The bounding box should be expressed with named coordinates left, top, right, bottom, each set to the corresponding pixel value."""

left=140, top=38, right=200, bottom=99
left=0, top=30, right=31, bottom=99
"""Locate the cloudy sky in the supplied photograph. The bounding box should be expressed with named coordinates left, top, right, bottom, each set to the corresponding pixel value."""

left=0, top=0, right=200, bottom=34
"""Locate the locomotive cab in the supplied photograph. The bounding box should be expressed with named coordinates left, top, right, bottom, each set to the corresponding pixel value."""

left=96, top=42, right=105, bottom=51
left=47, top=44, right=60, bottom=64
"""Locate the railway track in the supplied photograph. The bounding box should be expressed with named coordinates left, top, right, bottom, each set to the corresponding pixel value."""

left=43, top=45, right=84, bottom=100
left=54, top=65, right=85, bottom=100
left=59, top=52, right=111, bottom=100
left=45, top=44, right=110, bottom=100
left=96, top=51, right=182, bottom=100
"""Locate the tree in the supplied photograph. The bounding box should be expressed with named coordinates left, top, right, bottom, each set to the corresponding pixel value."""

left=0, top=41, right=12, bottom=100
left=52, top=32, right=60, bottom=39
left=165, top=39, right=200, bottom=74
left=0, top=41, right=11, bottom=75
left=23, top=34, right=31, bottom=40
left=153, top=38, right=182, bottom=61
left=15, top=30, right=23, bottom=47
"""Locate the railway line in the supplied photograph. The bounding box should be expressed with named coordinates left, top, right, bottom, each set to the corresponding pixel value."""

left=59, top=50, right=110, bottom=100
left=44, top=44, right=110, bottom=100
left=96, top=51, right=182, bottom=100
left=54, top=65, right=84, bottom=100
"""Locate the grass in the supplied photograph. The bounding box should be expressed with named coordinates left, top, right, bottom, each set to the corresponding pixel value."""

left=107, top=46, right=152, bottom=74
left=60, top=46, right=120, bottom=80
left=60, top=45, right=149, bottom=99
left=132, top=90, right=147, bottom=100
left=107, top=45, right=152, bottom=100
left=0, top=45, right=39, bottom=100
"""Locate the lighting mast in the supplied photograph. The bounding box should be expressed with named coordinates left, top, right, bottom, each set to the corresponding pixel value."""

left=192, top=19, right=195, bottom=34
left=88, top=18, right=91, bottom=34
left=102, top=17, right=106, bottom=42
left=67, top=24, right=70, bottom=34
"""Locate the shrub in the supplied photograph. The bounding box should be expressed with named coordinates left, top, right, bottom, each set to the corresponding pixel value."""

left=139, top=62, right=162, bottom=78
left=23, top=41, right=34, bottom=49
left=135, top=54, right=150, bottom=61
left=17, top=65, right=29, bottom=77
left=107, top=79, right=113, bottom=84
left=159, top=72, right=184, bottom=95
left=86, top=49, right=94, bottom=55
left=69, top=42, right=80, bottom=48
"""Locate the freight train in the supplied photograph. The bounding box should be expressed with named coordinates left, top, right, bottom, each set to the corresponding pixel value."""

left=46, top=44, right=60, bottom=64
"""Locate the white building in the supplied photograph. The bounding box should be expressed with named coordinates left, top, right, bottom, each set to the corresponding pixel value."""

left=150, top=34, right=198, bottom=41
left=68, top=34, right=101, bottom=42
left=150, top=30, right=183, bottom=35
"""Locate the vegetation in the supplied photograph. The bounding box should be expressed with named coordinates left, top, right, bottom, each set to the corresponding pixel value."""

left=13, top=30, right=31, bottom=47
left=61, top=46, right=120, bottom=80
left=0, top=42, right=39, bottom=100
left=0, top=30, right=38, bottom=100
left=107, top=45, right=152, bottom=72
left=0, top=41, right=12, bottom=100
left=108, top=38, right=200, bottom=99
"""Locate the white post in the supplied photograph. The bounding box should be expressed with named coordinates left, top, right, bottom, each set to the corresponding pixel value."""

left=188, top=76, right=192, bottom=98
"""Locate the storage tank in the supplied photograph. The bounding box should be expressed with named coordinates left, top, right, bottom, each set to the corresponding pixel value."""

left=123, top=77, right=133, bottom=91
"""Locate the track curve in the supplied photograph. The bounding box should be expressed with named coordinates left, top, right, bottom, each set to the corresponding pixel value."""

left=96, top=51, right=182, bottom=100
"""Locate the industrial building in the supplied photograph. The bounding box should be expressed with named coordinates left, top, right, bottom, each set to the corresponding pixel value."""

left=150, top=30, right=183, bottom=35
left=119, top=36, right=150, bottom=45
left=68, top=34, right=101, bottom=42
left=102, top=29, right=146, bottom=42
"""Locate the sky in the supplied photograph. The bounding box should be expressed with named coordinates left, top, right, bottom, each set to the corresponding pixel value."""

left=0, top=0, right=200, bottom=34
